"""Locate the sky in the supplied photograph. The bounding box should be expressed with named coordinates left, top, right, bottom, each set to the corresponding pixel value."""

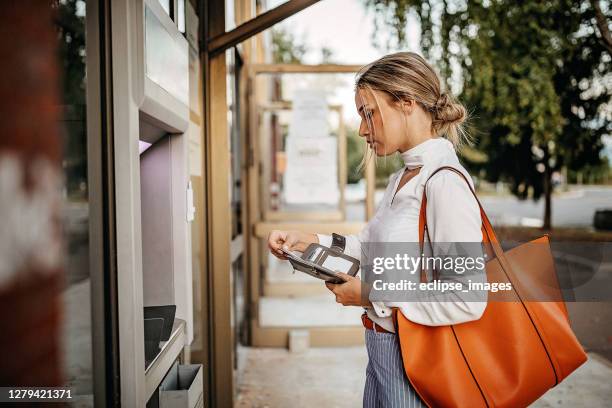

left=269, top=0, right=421, bottom=64
left=267, top=0, right=421, bottom=127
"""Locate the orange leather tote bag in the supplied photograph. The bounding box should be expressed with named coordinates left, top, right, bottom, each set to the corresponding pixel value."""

left=393, top=166, right=587, bottom=408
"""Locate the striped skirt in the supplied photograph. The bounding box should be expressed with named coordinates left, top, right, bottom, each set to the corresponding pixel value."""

left=363, top=329, right=425, bottom=408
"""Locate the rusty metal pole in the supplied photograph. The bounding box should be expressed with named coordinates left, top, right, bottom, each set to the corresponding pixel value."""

left=0, top=0, right=64, bottom=387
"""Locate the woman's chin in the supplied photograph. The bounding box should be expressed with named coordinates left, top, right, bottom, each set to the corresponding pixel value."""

left=373, top=145, right=386, bottom=155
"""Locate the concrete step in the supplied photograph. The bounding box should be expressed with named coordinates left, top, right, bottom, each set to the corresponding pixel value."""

left=263, top=281, right=329, bottom=297
left=258, top=294, right=363, bottom=328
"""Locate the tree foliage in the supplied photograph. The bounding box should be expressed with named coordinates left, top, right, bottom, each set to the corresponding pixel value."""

left=271, top=27, right=308, bottom=64
left=53, top=0, right=86, bottom=106
left=363, top=0, right=611, bottom=228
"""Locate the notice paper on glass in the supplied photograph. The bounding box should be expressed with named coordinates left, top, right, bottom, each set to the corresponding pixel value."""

left=288, top=89, right=330, bottom=139
left=283, top=136, right=340, bottom=205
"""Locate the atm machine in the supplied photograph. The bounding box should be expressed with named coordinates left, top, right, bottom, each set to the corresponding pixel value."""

left=111, top=1, right=199, bottom=406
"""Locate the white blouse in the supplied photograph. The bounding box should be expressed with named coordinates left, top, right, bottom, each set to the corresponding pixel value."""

left=318, top=137, right=487, bottom=332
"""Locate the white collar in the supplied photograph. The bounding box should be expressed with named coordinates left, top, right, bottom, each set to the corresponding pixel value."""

left=399, top=137, right=455, bottom=170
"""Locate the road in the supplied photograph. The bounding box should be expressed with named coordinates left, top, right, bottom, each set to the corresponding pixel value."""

left=480, top=185, right=612, bottom=228
left=346, top=185, right=612, bottom=228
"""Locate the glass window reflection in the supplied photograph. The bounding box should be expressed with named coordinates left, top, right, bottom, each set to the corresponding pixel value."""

left=53, top=0, right=93, bottom=405
left=158, top=0, right=171, bottom=15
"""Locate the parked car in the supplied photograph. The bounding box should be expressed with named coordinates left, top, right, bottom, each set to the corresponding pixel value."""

left=593, top=209, right=612, bottom=231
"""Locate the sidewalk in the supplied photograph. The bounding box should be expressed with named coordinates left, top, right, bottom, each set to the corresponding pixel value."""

left=235, top=346, right=612, bottom=407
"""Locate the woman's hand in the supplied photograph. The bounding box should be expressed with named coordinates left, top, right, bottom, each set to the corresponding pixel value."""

left=267, top=230, right=318, bottom=260
left=325, top=273, right=372, bottom=307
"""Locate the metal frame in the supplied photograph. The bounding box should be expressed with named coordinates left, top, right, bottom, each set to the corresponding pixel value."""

left=201, top=0, right=234, bottom=406
left=246, top=64, right=376, bottom=347
left=86, top=0, right=120, bottom=406
left=110, top=0, right=147, bottom=403
left=250, top=63, right=364, bottom=73
left=207, top=0, right=320, bottom=56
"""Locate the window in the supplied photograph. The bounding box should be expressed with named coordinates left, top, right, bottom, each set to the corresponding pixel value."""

left=54, top=0, right=94, bottom=404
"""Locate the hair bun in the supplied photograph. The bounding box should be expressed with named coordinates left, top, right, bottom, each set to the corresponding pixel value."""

left=434, top=93, right=450, bottom=111
left=433, top=92, right=466, bottom=125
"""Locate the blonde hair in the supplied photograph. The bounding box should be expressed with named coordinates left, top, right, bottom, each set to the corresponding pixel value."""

left=355, top=52, right=469, bottom=148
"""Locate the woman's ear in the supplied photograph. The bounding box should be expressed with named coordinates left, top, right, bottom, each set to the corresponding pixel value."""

left=401, top=99, right=415, bottom=115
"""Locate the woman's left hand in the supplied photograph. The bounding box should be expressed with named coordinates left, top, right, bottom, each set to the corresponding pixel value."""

left=325, top=273, right=371, bottom=307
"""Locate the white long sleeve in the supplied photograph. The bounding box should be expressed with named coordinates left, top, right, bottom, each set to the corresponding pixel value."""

left=316, top=137, right=488, bottom=331
left=370, top=170, right=487, bottom=326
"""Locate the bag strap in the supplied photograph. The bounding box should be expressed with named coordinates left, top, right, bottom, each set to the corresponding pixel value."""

left=418, top=165, right=524, bottom=301
left=419, top=166, right=497, bottom=244
left=417, top=166, right=496, bottom=282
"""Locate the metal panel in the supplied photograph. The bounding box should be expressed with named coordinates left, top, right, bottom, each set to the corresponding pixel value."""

left=207, top=0, right=321, bottom=56
left=204, top=0, right=234, bottom=406
left=86, top=0, right=120, bottom=405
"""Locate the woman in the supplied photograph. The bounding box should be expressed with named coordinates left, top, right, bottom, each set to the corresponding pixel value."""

left=267, top=52, right=486, bottom=408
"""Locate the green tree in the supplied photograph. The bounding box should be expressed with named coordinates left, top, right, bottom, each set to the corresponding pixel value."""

left=271, top=27, right=308, bottom=64
left=54, top=0, right=86, bottom=106
left=363, top=0, right=611, bottom=229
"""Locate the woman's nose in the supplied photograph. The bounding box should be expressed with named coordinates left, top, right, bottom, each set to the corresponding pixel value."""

left=359, top=121, right=369, bottom=138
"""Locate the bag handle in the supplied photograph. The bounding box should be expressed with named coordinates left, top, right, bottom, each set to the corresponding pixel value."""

left=419, top=166, right=498, bottom=243
left=418, top=166, right=500, bottom=282
left=418, top=165, right=530, bottom=299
